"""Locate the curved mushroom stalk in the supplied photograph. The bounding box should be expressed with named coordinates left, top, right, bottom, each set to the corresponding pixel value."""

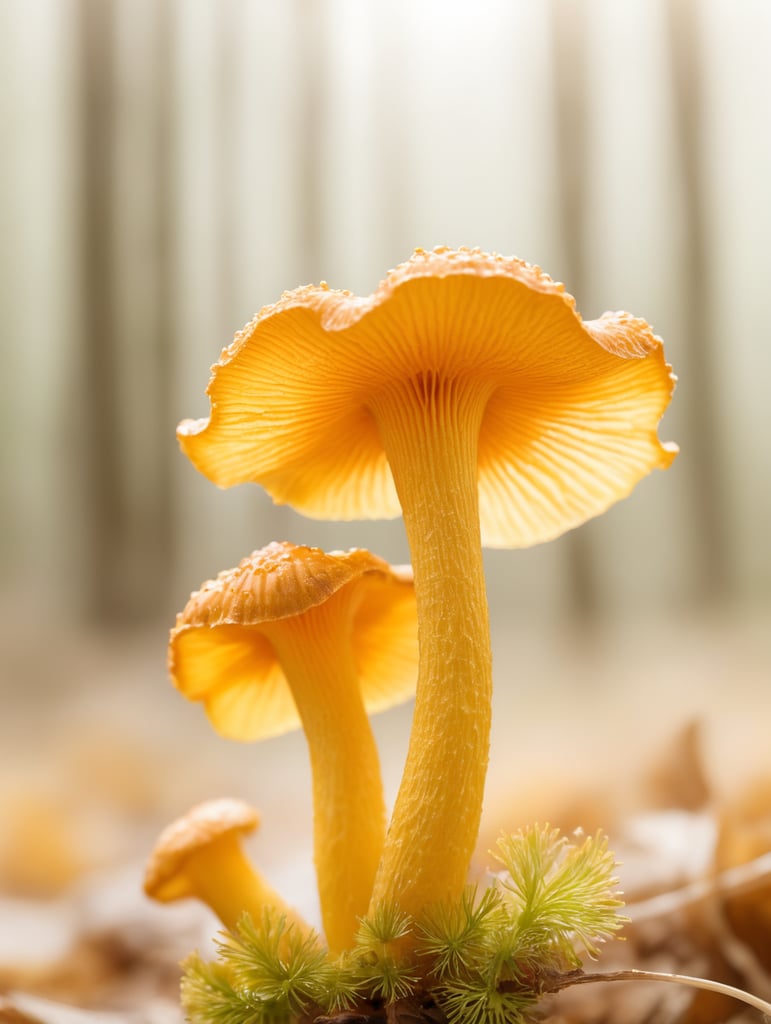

left=261, top=596, right=388, bottom=952
left=366, top=376, right=493, bottom=915
left=143, top=798, right=309, bottom=936
left=172, top=830, right=292, bottom=933
left=169, top=543, right=418, bottom=952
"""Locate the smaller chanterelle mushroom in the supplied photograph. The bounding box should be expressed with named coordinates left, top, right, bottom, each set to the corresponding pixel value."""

left=169, top=541, right=418, bottom=953
left=144, top=797, right=308, bottom=935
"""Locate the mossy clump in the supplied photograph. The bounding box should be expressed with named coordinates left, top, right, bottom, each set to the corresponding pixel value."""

left=182, top=825, right=624, bottom=1024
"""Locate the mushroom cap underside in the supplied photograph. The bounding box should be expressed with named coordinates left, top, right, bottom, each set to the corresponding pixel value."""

left=169, top=542, right=418, bottom=741
left=178, top=247, right=677, bottom=548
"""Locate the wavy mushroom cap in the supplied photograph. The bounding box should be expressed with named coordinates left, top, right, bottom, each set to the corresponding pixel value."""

left=170, top=541, right=418, bottom=741
left=144, top=798, right=258, bottom=903
left=178, top=246, right=677, bottom=548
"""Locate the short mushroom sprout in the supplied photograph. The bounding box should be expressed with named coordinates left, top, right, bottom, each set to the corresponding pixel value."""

left=144, top=797, right=308, bottom=935
left=170, top=541, right=417, bottom=953
left=178, top=246, right=677, bottom=934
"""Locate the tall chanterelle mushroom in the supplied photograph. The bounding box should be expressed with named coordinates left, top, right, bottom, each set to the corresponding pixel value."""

left=178, top=246, right=677, bottom=929
left=170, top=541, right=417, bottom=952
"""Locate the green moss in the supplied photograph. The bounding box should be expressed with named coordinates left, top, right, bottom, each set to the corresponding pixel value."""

left=181, top=826, right=625, bottom=1024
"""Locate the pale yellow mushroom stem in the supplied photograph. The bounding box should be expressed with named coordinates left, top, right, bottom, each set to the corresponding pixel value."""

left=263, top=591, right=387, bottom=953
left=368, top=375, right=493, bottom=927
left=183, top=832, right=307, bottom=935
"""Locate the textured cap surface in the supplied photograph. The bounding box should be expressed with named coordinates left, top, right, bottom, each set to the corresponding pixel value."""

left=170, top=543, right=418, bottom=740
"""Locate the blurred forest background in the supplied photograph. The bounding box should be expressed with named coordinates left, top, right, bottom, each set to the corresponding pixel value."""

left=1, top=0, right=770, bottom=951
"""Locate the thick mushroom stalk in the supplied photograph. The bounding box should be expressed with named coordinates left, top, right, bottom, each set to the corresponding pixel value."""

left=177, top=246, right=677, bottom=936
left=169, top=544, right=418, bottom=952
left=366, top=377, right=492, bottom=916
left=143, top=798, right=308, bottom=935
